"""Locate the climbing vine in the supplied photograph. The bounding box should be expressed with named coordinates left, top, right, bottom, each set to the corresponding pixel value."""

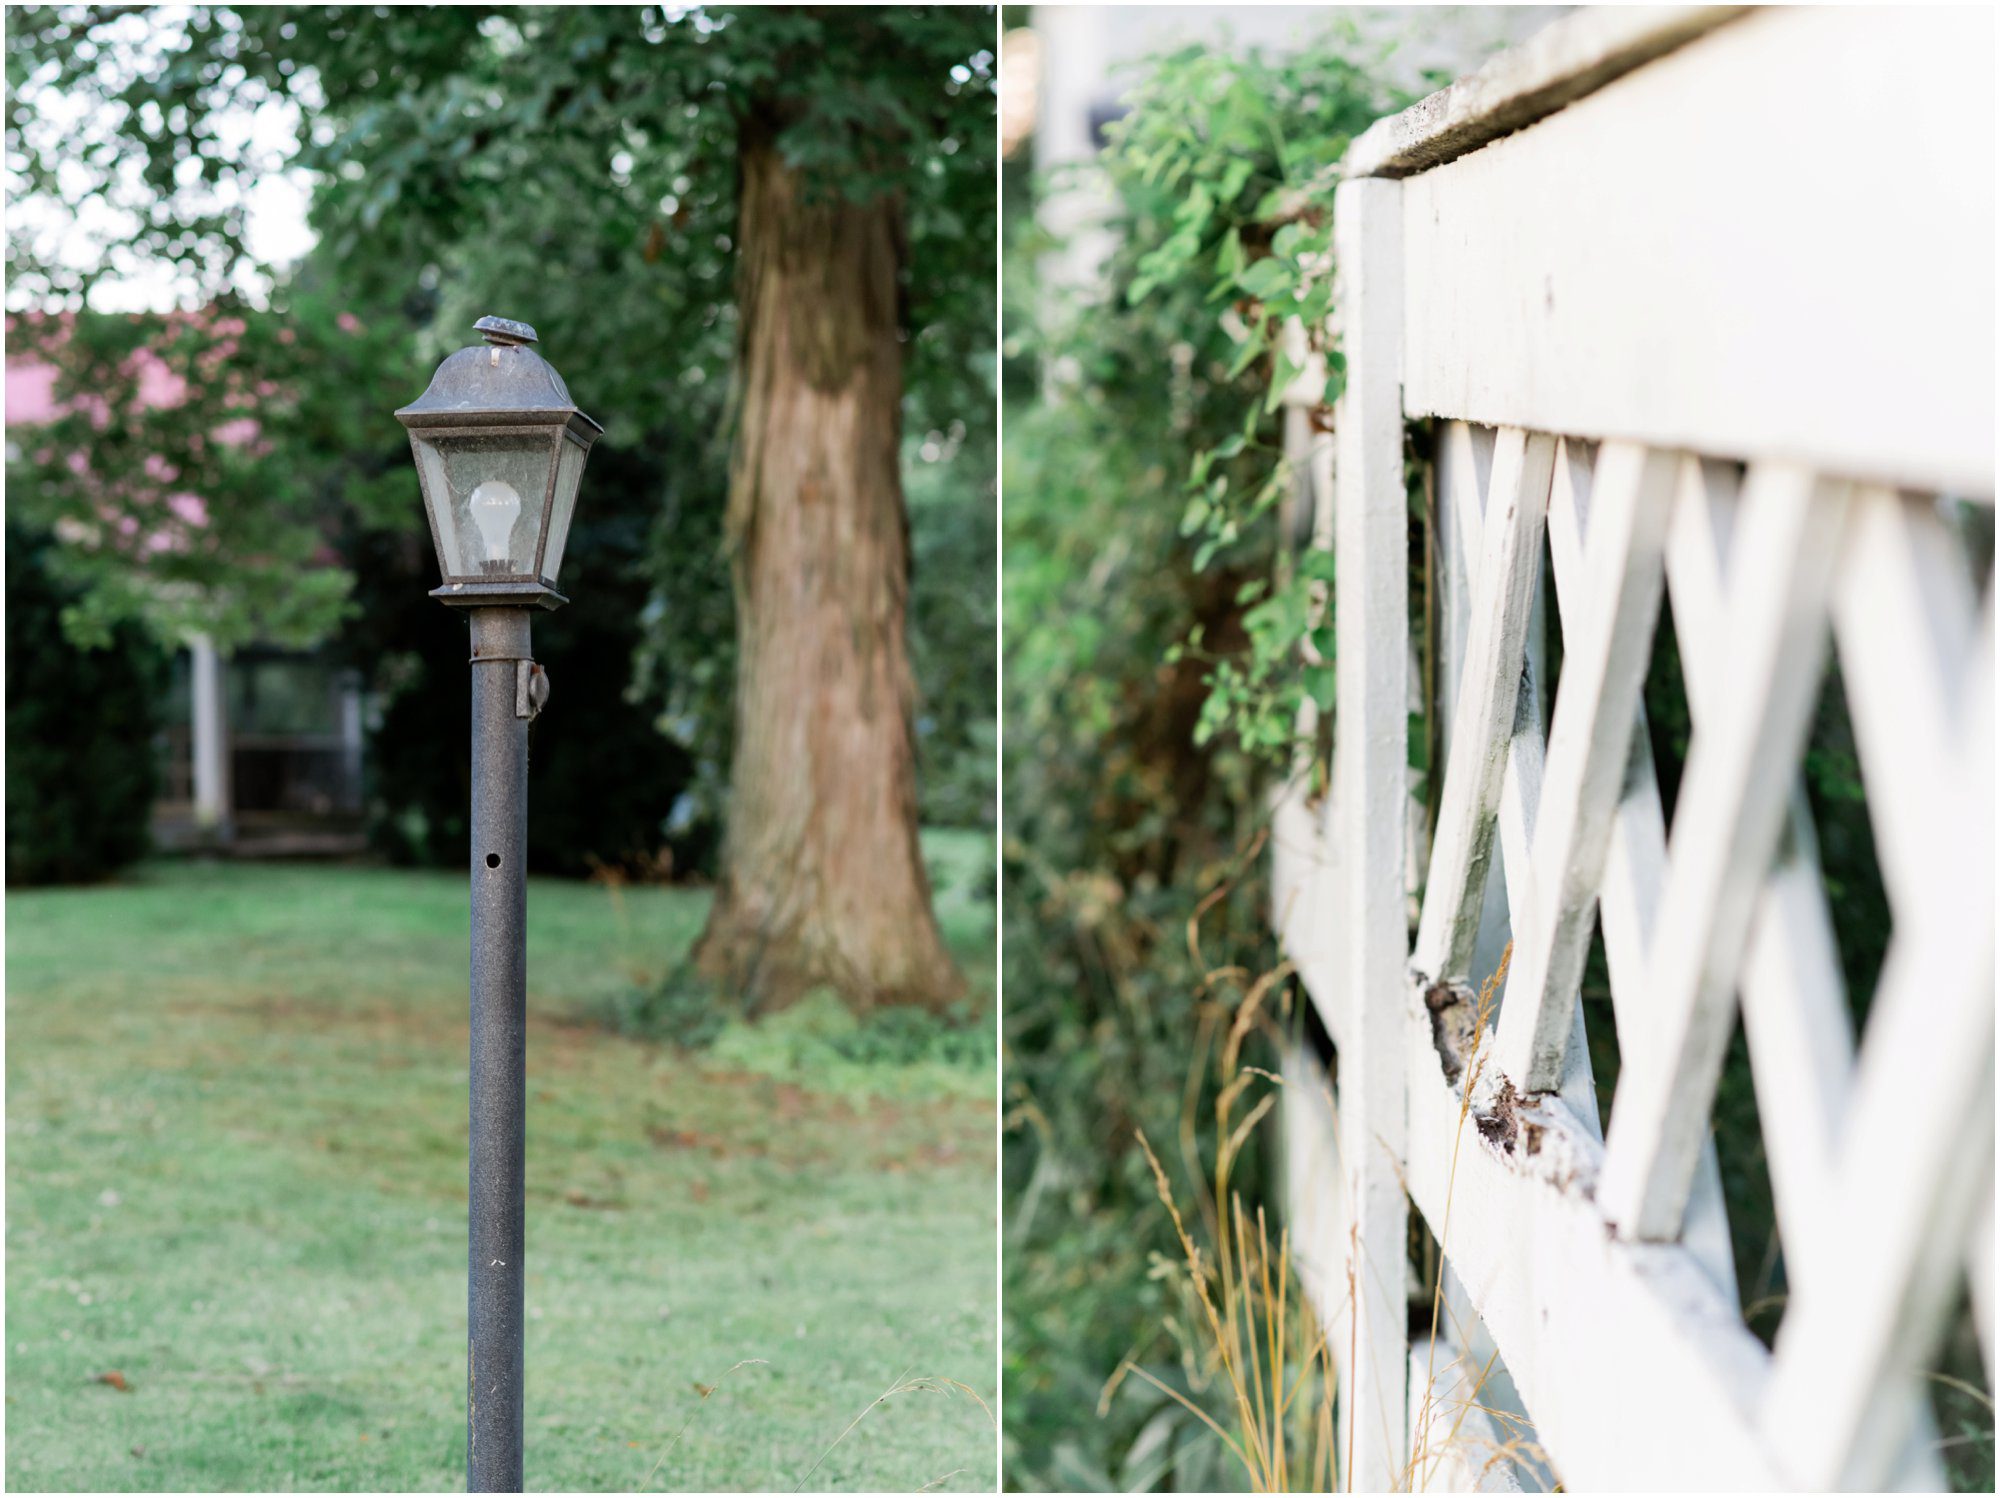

left=1101, top=33, right=1420, bottom=764
left=1000, top=30, right=1423, bottom=1489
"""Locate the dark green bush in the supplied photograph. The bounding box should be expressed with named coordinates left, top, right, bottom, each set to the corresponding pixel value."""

left=909, top=423, right=999, bottom=830
left=6, top=520, right=166, bottom=885
left=826, top=1001, right=995, bottom=1068
left=605, top=963, right=741, bottom=1047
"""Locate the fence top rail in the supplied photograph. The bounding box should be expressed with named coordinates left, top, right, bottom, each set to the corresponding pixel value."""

left=1344, top=5, right=1748, bottom=180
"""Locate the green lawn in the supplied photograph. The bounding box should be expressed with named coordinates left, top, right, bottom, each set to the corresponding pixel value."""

left=6, top=842, right=997, bottom=1492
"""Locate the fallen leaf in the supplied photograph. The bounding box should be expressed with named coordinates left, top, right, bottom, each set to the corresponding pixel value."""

left=95, top=1371, right=130, bottom=1392
left=691, top=1382, right=715, bottom=1397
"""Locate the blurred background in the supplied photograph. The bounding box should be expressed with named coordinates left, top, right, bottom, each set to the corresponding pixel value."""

left=6, top=5, right=997, bottom=1490
left=997, top=5, right=1994, bottom=1491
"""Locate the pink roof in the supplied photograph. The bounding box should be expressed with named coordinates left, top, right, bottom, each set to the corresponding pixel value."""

left=7, top=345, right=217, bottom=429
left=6, top=322, right=243, bottom=550
left=5, top=356, right=60, bottom=424
left=6, top=308, right=263, bottom=429
left=8, top=310, right=360, bottom=569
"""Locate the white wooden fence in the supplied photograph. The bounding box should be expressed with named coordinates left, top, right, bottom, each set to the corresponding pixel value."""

left=1269, top=9, right=1994, bottom=1490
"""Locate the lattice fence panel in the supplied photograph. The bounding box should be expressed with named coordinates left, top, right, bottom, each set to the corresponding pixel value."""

left=1270, top=16, right=1992, bottom=1487
left=1277, top=411, right=1993, bottom=1490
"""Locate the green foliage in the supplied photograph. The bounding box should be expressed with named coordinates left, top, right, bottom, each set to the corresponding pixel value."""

left=5, top=520, right=166, bottom=885
left=1104, top=33, right=1411, bottom=766
left=1001, top=29, right=1410, bottom=1492
left=705, top=989, right=995, bottom=1101
left=3, top=299, right=410, bottom=650
left=7, top=4, right=998, bottom=861
left=909, top=419, right=1000, bottom=829
left=607, top=960, right=743, bottom=1050
left=8, top=6, right=996, bottom=421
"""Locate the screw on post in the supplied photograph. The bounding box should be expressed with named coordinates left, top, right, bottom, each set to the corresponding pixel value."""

left=395, top=316, right=601, bottom=1491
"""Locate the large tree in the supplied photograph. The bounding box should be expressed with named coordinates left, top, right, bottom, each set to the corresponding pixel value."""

left=707, top=102, right=957, bottom=1008
left=7, top=5, right=995, bottom=1010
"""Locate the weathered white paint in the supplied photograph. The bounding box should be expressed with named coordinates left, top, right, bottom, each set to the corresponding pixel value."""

left=1442, top=428, right=1739, bottom=1299
left=1759, top=538, right=1997, bottom=1490
left=1540, top=439, right=1669, bottom=1034
left=1664, top=457, right=1857, bottom=1296
left=1830, top=489, right=1981, bottom=915
left=1487, top=658, right=1601, bottom=1140
left=1669, top=467, right=1947, bottom=1487
left=1411, top=429, right=1554, bottom=985
left=1280, top=1041, right=1351, bottom=1348
left=1395, top=6, right=1995, bottom=497
left=1492, top=443, right=1675, bottom=1090
left=1271, top=759, right=1341, bottom=1048
left=1274, top=8, right=1994, bottom=1490
left=1734, top=792, right=1850, bottom=1245
left=1437, top=422, right=1517, bottom=1000
left=1430, top=1261, right=1552, bottom=1492
left=1599, top=466, right=1851, bottom=1240
left=1408, top=1335, right=1523, bottom=1493
left=1438, top=439, right=1594, bottom=1139
left=1330, top=173, right=1411, bottom=1492
left=1402, top=1003, right=1785, bottom=1492
left=1344, top=6, right=1747, bottom=180
left=1763, top=828, right=1994, bottom=1487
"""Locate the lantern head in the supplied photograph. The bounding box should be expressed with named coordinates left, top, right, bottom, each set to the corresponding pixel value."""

left=396, top=316, right=603, bottom=609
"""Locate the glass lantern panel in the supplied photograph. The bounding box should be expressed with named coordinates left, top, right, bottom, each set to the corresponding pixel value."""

left=413, top=432, right=556, bottom=579
left=539, top=434, right=590, bottom=584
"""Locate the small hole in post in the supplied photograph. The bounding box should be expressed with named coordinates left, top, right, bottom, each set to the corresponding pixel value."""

left=485, top=853, right=501, bottom=869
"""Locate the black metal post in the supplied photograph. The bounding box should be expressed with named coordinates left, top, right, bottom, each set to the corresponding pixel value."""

left=467, top=607, right=530, bottom=1493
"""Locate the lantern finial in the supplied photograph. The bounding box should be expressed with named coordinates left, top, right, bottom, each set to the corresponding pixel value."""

left=474, top=315, right=538, bottom=347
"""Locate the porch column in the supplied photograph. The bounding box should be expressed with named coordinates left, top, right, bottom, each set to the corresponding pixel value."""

left=338, top=670, right=365, bottom=810
left=190, top=632, right=232, bottom=841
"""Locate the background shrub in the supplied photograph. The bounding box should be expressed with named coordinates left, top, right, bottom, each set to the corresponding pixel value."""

left=1001, top=30, right=1410, bottom=1489
left=6, top=521, right=166, bottom=885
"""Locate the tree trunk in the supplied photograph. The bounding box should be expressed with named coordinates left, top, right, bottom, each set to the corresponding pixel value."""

left=691, top=115, right=964, bottom=1014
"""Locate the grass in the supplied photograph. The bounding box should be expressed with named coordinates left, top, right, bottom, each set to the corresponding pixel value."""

left=1095, top=859, right=1340, bottom=1496
left=5, top=841, right=997, bottom=1492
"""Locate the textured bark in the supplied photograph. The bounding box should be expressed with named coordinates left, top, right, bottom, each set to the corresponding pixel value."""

left=691, top=115, right=963, bottom=1014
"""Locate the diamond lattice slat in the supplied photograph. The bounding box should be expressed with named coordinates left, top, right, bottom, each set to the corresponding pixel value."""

left=1412, top=423, right=1990, bottom=1488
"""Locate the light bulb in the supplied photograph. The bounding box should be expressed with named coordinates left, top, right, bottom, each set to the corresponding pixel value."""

left=468, top=479, right=522, bottom=569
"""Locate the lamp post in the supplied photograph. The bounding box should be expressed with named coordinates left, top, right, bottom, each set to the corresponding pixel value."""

left=397, top=315, right=602, bottom=1493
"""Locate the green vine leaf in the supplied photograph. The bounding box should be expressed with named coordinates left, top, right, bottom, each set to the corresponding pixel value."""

left=1033, top=29, right=1414, bottom=771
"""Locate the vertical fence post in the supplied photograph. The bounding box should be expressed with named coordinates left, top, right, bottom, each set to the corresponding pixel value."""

left=1331, top=173, right=1409, bottom=1490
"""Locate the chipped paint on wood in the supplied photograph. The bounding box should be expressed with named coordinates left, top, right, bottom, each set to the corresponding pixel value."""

left=1274, top=7, right=1992, bottom=1490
